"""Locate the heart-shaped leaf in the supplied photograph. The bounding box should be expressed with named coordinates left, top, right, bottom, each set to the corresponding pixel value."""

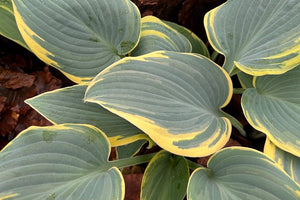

left=187, top=147, right=300, bottom=200
left=25, top=85, right=148, bottom=147
left=0, top=124, right=124, bottom=200
left=85, top=51, right=233, bottom=157
left=163, top=20, right=209, bottom=57
left=264, top=138, right=300, bottom=185
left=141, top=150, right=189, bottom=200
left=0, top=0, right=28, bottom=49
left=242, top=65, right=300, bottom=157
left=131, top=16, right=191, bottom=56
left=204, top=0, right=300, bottom=75
left=13, top=0, right=141, bottom=83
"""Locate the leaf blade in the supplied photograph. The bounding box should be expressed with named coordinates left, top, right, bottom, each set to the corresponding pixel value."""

left=187, top=147, right=300, bottom=200
left=204, top=0, right=300, bottom=75
left=13, top=0, right=141, bottom=83
left=85, top=51, right=233, bottom=157
left=0, top=124, right=124, bottom=200
left=25, top=85, right=148, bottom=147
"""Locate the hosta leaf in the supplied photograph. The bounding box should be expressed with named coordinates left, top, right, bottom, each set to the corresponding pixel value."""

left=264, top=138, right=300, bottom=185
left=131, top=16, right=191, bottom=56
left=241, top=66, right=300, bottom=157
left=237, top=71, right=253, bottom=89
left=117, top=139, right=148, bottom=159
left=163, top=20, right=210, bottom=57
left=0, top=0, right=13, bottom=11
left=25, top=85, right=148, bottom=147
left=85, top=51, right=233, bottom=157
left=187, top=147, right=300, bottom=200
left=13, top=0, right=141, bottom=83
left=0, top=124, right=124, bottom=200
left=141, top=150, right=189, bottom=200
left=0, top=0, right=28, bottom=49
left=204, top=0, right=300, bottom=75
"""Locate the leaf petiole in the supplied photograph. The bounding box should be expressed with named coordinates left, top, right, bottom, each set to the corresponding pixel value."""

left=109, top=152, right=157, bottom=169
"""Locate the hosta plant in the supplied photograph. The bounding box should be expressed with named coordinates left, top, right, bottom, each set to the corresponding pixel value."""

left=0, top=0, right=299, bottom=199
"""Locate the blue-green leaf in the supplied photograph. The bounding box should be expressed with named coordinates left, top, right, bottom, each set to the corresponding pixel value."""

left=0, top=124, right=124, bottom=200
left=13, top=0, right=141, bottom=83
left=188, top=147, right=300, bottom=200
left=25, top=85, right=148, bottom=147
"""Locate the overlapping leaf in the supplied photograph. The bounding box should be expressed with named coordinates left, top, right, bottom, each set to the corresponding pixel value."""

left=237, top=71, right=253, bottom=89
left=116, top=139, right=148, bottom=159
left=0, top=124, right=124, bottom=200
left=242, top=66, right=300, bottom=157
left=264, top=138, right=300, bottom=185
left=187, top=147, right=300, bottom=200
left=13, top=0, right=141, bottom=83
left=141, top=150, right=189, bottom=200
left=204, top=0, right=300, bottom=75
left=131, top=16, right=191, bottom=56
left=163, top=20, right=209, bottom=57
left=25, top=85, right=148, bottom=147
left=0, top=0, right=28, bottom=49
left=85, top=51, right=233, bottom=157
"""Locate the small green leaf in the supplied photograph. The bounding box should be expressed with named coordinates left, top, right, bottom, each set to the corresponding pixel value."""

left=204, top=0, right=300, bottom=75
left=163, top=20, right=209, bottom=57
left=25, top=85, right=148, bottom=147
left=141, top=150, right=189, bottom=200
left=117, top=139, right=148, bottom=159
left=237, top=71, right=253, bottom=89
left=131, top=16, right=191, bottom=56
left=85, top=51, right=233, bottom=157
left=242, top=65, right=300, bottom=157
left=264, top=138, right=300, bottom=186
left=0, top=0, right=28, bottom=49
left=13, top=0, right=141, bottom=83
left=0, top=124, right=124, bottom=200
left=187, top=147, right=300, bottom=200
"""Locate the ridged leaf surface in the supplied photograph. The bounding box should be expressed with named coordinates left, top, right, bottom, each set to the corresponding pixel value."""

left=0, top=124, right=124, bottom=200
left=242, top=66, right=300, bottom=157
left=131, top=16, right=191, bottom=56
left=187, top=147, right=300, bottom=200
left=141, top=150, right=189, bottom=200
left=85, top=51, right=233, bottom=157
left=264, top=138, right=300, bottom=185
left=25, top=85, right=147, bottom=146
left=204, top=0, right=300, bottom=75
left=13, top=0, right=141, bottom=83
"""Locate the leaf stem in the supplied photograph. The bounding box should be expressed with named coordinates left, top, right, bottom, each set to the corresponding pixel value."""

left=211, top=51, right=219, bottom=61
left=233, top=88, right=245, bottom=94
left=109, top=152, right=157, bottom=169
left=220, top=111, right=246, bottom=137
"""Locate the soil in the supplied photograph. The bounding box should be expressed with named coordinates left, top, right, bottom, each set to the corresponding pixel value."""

left=0, top=1, right=266, bottom=199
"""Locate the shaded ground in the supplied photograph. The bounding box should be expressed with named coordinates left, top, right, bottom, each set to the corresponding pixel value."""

left=0, top=1, right=265, bottom=199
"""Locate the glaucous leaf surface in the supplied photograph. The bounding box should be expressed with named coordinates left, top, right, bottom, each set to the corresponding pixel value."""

left=204, top=0, right=300, bottom=75
left=25, top=85, right=148, bottom=147
left=85, top=51, right=233, bottom=157
left=0, top=0, right=28, bottom=49
left=187, top=147, right=300, bottom=200
left=141, top=150, right=189, bottom=200
left=13, top=0, right=141, bottom=83
left=264, top=138, right=300, bottom=185
left=163, top=20, right=210, bottom=57
left=0, top=124, right=124, bottom=200
left=242, top=66, right=300, bottom=157
left=131, top=16, right=191, bottom=56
